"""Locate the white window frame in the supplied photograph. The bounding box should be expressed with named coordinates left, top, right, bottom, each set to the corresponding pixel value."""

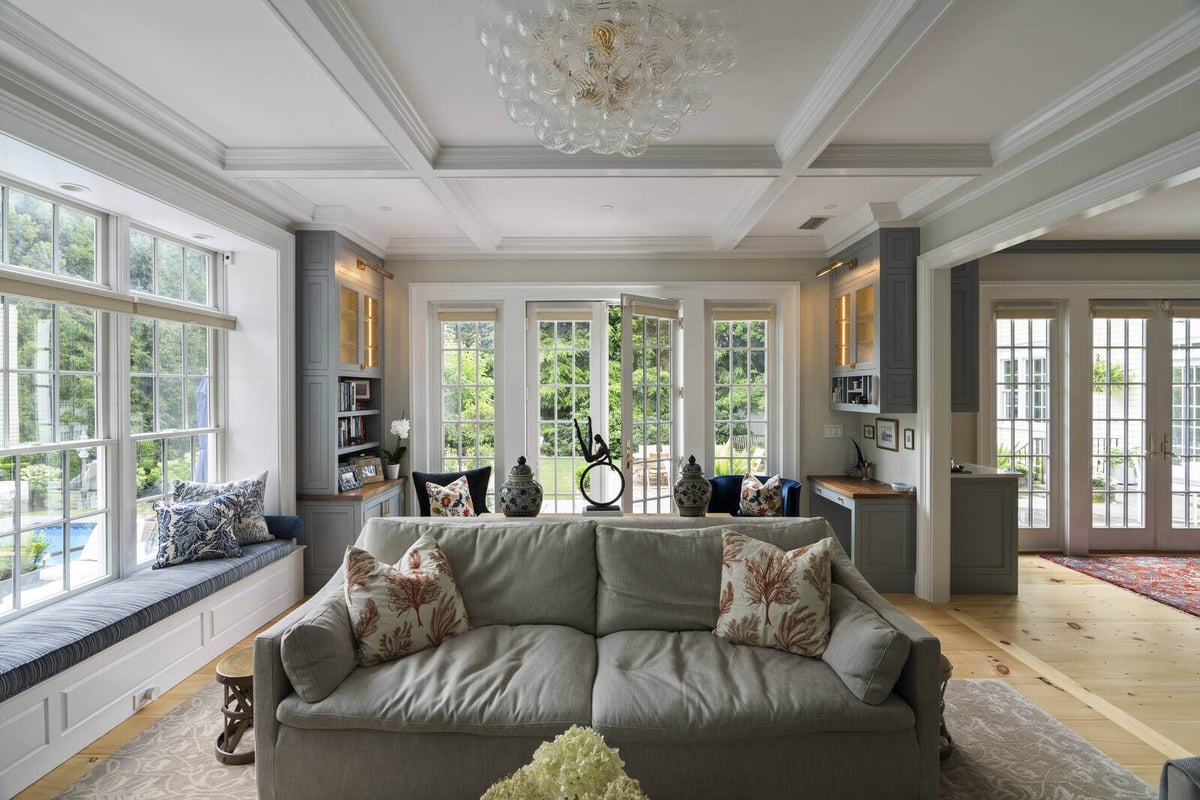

left=0, top=176, right=231, bottom=621
left=409, top=283, right=798, bottom=507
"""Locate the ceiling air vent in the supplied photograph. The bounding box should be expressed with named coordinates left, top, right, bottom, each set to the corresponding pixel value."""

left=797, top=215, right=831, bottom=231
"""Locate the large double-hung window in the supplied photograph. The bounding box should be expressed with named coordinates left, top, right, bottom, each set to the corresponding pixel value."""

left=0, top=181, right=230, bottom=619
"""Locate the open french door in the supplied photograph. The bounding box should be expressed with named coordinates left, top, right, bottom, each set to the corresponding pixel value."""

left=1090, top=301, right=1200, bottom=551
left=620, top=294, right=681, bottom=514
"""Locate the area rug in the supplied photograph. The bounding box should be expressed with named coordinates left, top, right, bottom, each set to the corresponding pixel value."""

left=56, top=679, right=1154, bottom=800
left=1044, top=554, right=1200, bottom=618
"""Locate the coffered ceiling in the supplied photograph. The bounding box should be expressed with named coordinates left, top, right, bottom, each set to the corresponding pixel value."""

left=3, top=0, right=1199, bottom=259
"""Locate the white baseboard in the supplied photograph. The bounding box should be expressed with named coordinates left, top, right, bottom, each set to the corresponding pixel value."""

left=0, top=549, right=304, bottom=797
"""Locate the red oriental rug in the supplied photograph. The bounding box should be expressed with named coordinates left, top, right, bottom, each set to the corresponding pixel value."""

left=1042, top=554, right=1200, bottom=618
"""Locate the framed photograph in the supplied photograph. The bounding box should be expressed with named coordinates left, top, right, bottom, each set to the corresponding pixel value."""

left=863, top=424, right=875, bottom=440
left=350, top=379, right=372, bottom=410
left=338, top=464, right=363, bottom=492
left=352, top=455, right=384, bottom=484
left=903, top=428, right=915, bottom=450
left=876, top=418, right=899, bottom=452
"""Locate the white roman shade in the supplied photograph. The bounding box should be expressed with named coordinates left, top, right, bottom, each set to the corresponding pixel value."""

left=1090, top=300, right=1155, bottom=319
left=0, top=264, right=133, bottom=314
left=993, top=301, right=1059, bottom=319
left=1166, top=300, right=1200, bottom=317
left=436, top=306, right=498, bottom=322
left=711, top=305, right=774, bottom=321
left=624, top=296, right=680, bottom=320
left=533, top=306, right=593, bottom=321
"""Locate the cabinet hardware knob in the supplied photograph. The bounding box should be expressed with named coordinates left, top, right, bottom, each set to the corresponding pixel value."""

left=360, top=362, right=365, bottom=369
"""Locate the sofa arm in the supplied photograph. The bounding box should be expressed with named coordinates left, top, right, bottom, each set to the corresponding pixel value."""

left=254, top=577, right=342, bottom=800
left=829, top=544, right=941, bottom=800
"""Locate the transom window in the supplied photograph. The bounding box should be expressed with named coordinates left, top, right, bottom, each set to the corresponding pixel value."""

left=129, top=228, right=210, bottom=306
left=3, top=186, right=99, bottom=282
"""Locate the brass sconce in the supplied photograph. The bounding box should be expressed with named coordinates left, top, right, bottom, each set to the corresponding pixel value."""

left=816, top=257, right=857, bottom=278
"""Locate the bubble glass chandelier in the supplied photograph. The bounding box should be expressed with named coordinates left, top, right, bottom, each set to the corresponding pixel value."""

left=476, top=0, right=737, bottom=157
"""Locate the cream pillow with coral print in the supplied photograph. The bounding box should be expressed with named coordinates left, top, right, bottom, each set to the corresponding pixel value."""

left=712, top=531, right=832, bottom=657
left=343, top=535, right=470, bottom=667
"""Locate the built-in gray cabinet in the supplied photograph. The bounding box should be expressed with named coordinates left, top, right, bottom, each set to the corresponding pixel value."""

left=298, top=482, right=404, bottom=593
left=829, top=229, right=919, bottom=414
left=296, top=231, right=405, bottom=592
left=950, top=471, right=1018, bottom=593
left=950, top=261, right=979, bottom=412
left=808, top=476, right=915, bottom=592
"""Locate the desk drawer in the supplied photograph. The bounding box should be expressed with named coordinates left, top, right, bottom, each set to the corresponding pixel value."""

left=813, top=484, right=849, bottom=506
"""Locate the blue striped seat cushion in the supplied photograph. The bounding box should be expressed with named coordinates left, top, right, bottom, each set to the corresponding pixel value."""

left=0, top=539, right=295, bottom=703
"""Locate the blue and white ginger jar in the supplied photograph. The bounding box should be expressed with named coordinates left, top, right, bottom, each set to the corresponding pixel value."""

left=498, top=456, right=543, bottom=517
left=674, top=455, right=712, bottom=517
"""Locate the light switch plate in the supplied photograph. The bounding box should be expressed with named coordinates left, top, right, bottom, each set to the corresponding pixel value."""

left=824, top=424, right=844, bottom=439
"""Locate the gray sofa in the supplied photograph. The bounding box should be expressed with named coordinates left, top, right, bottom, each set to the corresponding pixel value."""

left=255, top=516, right=941, bottom=800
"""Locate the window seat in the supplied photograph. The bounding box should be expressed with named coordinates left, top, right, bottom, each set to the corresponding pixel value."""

left=0, top=517, right=300, bottom=703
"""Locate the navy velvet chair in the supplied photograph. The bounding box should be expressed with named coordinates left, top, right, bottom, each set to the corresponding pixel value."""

left=411, top=466, right=493, bottom=516
left=706, top=474, right=802, bottom=517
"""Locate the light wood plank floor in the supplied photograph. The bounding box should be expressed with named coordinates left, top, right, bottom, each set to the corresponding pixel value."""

left=18, top=555, right=1198, bottom=796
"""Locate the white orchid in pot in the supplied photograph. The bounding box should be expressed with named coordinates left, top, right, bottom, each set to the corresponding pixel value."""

left=383, top=417, right=410, bottom=480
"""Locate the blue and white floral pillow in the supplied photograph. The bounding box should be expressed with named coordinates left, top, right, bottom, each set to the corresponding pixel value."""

left=172, top=470, right=271, bottom=545
left=152, top=494, right=242, bottom=569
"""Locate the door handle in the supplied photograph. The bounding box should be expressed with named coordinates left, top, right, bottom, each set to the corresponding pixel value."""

left=1162, top=433, right=1174, bottom=462
left=624, top=442, right=633, bottom=471
left=1147, top=433, right=1158, bottom=460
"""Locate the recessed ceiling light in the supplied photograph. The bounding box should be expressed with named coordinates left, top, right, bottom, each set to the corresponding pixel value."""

left=600, top=204, right=615, bottom=211
left=57, top=182, right=89, bottom=193
left=378, top=205, right=392, bottom=212
left=191, top=233, right=214, bottom=241
left=823, top=203, right=838, bottom=210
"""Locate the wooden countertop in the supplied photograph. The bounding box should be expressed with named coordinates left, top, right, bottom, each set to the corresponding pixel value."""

left=298, top=477, right=406, bottom=502
left=807, top=475, right=916, bottom=500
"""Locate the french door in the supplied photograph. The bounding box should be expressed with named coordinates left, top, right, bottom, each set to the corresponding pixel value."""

left=1091, top=302, right=1200, bottom=550
left=620, top=294, right=680, bottom=514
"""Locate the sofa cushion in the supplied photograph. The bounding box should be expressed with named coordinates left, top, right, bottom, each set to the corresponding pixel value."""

left=712, top=533, right=832, bottom=657
left=172, top=470, right=271, bottom=544
left=822, top=584, right=912, bottom=705
left=281, top=590, right=357, bottom=703
left=343, top=537, right=470, bottom=666
left=425, top=475, right=476, bottom=517
left=151, top=494, right=241, bottom=568
left=594, top=519, right=836, bottom=635
left=277, top=624, right=595, bottom=737
left=738, top=473, right=783, bottom=516
left=356, top=518, right=597, bottom=633
left=592, top=630, right=914, bottom=744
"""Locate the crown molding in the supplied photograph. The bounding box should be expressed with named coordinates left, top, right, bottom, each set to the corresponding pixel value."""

left=918, top=131, right=1200, bottom=270
left=0, top=66, right=299, bottom=238
left=433, top=145, right=782, bottom=177
left=920, top=56, right=1200, bottom=227
left=733, top=236, right=828, bottom=256
left=821, top=202, right=903, bottom=254
left=808, top=143, right=990, bottom=174
left=296, top=0, right=438, bottom=165
left=991, top=7, right=1200, bottom=166
left=0, top=4, right=225, bottom=168
left=896, top=176, right=972, bottom=219
left=224, top=146, right=411, bottom=177
left=1004, top=239, right=1200, bottom=254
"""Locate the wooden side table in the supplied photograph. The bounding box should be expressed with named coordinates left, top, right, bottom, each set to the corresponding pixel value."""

left=215, top=648, right=255, bottom=765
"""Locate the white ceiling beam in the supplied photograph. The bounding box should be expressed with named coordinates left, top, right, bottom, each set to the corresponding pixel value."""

left=712, top=0, right=955, bottom=251
left=264, top=0, right=500, bottom=251
left=224, top=146, right=412, bottom=178
left=807, top=144, right=990, bottom=175
left=918, top=131, right=1200, bottom=270
left=433, top=145, right=782, bottom=178
left=385, top=235, right=828, bottom=260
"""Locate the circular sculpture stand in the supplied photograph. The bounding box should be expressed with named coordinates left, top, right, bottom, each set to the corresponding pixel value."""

left=938, top=654, right=954, bottom=759
left=215, top=648, right=255, bottom=765
left=580, top=461, right=625, bottom=510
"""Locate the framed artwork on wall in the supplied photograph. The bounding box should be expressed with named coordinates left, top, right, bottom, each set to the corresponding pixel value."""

left=904, top=428, right=915, bottom=450
left=863, top=424, right=875, bottom=440
left=876, top=418, right=898, bottom=451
